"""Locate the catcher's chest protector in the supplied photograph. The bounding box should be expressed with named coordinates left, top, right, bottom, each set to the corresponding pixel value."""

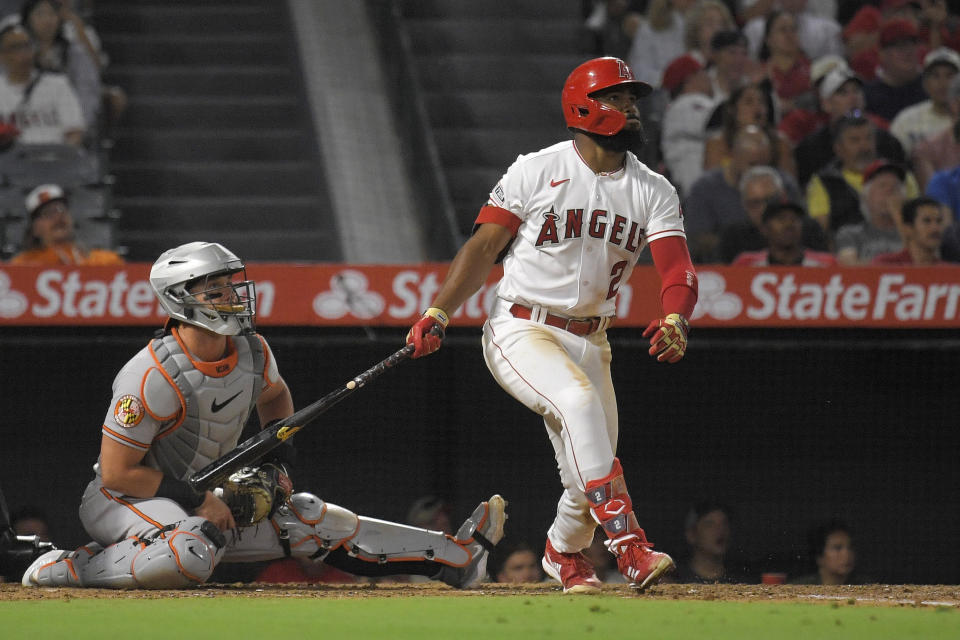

left=144, top=334, right=265, bottom=480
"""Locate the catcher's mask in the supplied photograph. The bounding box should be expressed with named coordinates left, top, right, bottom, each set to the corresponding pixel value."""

left=150, top=241, right=256, bottom=336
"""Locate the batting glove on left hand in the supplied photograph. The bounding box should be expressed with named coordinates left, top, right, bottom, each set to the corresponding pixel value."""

left=642, top=313, right=689, bottom=363
left=406, top=307, right=449, bottom=358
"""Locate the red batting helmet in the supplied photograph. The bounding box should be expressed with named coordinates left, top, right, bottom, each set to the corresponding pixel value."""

left=561, top=57, right=652, bottom=136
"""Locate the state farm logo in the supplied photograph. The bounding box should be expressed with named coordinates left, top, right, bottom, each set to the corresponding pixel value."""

left=0, top=270, right=27, bottom=318
left=691, top=271, right=742, bottom=321
left=313, top=270, right=385, bottom=319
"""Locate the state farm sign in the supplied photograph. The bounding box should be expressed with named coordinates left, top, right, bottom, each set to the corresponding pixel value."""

left=0, top=264, right=957, bottom=328
left=691, top=268, right=960, bottom=327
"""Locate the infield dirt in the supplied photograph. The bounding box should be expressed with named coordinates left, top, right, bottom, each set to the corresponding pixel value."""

left=2, top=582, right=958, bottom=606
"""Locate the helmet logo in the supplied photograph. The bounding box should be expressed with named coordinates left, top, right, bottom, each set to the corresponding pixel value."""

left=616, top=59, right=633, bottom=80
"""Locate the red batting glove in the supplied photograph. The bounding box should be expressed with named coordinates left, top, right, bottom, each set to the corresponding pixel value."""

left=406, top=307, right=449, bottom=358
left=642, top=313, right=689, bottom=363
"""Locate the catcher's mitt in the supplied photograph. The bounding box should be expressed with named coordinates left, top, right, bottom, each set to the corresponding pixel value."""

left=217, top=463, right=291, bottom=526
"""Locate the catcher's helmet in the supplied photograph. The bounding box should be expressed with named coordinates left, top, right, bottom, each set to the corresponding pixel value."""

left=150, top=241, right=256, bottom=336
left=561, top=57, right=652, bottom=136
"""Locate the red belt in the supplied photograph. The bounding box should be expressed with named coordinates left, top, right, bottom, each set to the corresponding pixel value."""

left=509, top=303, right=610, bottom=336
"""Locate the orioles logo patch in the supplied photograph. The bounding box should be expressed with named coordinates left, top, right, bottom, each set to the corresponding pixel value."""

left=114, top=395, right=144, bottom=427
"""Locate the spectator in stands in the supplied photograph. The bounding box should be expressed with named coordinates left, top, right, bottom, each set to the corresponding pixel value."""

left=10, top=505, right=51, bottom=542
left=757, top=10, right=812, bottom=116
left=863, top=19, right=928, bottom=123
left=684, top=0, right=736, bottom=67
left=707, top=29, right=754, bottom=103
left=490, top=540, right=543, bottom=584
left=778, top=54, right=849, bottom=147
left=584, top=0, right=644, bottom=60
left=406, top=494, right=453, bottom=534
left=913, top=74, right=960, bottom=189
left=873, top=195, right=949, bottom=264
left=675, top=501, right=751, bottom=584
left=806, top=116, right=919, bottom=233
left=0, top=22, right=84, bottom=145
left=685, top=125, right=802, bottom=262
left=926, top=164, right=960, bottom=221
left=834, top=159, right=908, bottom=264
left=846, top=0, right=960, bottom=82
left=660, top=53, right=717, bottom=196
left=20, top=0, right=101, bottom=131
left=627, top=0, right=697, bottom=89
left=789, top=519, right=861, bottom=585
left=890, top=47, right=960, bottom=156
left=794, top=68, right=907, bottom=187
left=704, top=83, right=795, bottom=179
left=9, top=183, right=122, bottom=265
left=732, top=198, right=837, bottom=265
left=743, top=0, right=843, bottom=63
left=718, top=165, right=828, bottom=263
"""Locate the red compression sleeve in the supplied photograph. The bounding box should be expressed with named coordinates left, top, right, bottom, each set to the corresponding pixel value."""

left=649, top=235, right=698, bottom=317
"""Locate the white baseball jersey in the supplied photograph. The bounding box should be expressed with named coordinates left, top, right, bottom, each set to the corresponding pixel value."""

left=482, top=140, right=685, bottom=318
left=0, top=71, right=84, bottom=144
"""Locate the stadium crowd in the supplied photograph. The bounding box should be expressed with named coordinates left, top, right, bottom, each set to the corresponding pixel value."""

left=0, top=0, right=123, bottom=264
left=587, top=0, right=960, bottom=266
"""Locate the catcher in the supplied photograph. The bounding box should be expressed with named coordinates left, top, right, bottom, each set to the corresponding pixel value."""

left=23, top=241, right=506, bottom=589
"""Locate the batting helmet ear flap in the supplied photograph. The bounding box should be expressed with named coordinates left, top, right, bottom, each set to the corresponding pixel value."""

left=561, top=57, right=652, bottom=137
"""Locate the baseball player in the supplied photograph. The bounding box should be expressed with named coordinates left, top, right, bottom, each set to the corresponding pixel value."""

left=407, top=57, right=699, bottom=593
left=23, top=241, right=506, bottom=589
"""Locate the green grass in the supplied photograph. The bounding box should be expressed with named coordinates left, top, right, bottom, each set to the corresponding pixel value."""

left=2, top=596, right=956, bottom=639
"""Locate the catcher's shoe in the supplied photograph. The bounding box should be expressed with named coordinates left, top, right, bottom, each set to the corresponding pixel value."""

left=437, top=494, right=507, bottom=589
left=609, top=531, right=675, bottom=592
left=21, top=548, right=71, bottom=587
left=541, top=538, right=603, bottom=594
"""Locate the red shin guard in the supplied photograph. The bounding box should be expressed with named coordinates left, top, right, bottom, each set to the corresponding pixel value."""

left=584, top=458, right=642, bottom=542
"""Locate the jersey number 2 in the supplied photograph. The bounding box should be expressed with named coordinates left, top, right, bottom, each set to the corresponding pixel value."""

left=606, top=260, right=628, bottom=300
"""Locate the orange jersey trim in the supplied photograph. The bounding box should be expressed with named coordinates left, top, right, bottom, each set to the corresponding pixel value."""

left=172, top=327, right=238, bottom=378
left=476, top=205, right=521, bottom=235
left=257, top=334, right=275, bottom=388
left=147, top=341, right=186, bottom=440
left=99, top=488, right=166, bottom=529
left=139, top=367, right=179, bottom=422
left=102, top=424, right=150, bottom=450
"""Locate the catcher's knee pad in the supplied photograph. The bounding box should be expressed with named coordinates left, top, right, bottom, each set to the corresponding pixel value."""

left=273, top=493, right=471, bottom=567
left=271, top=492, right=359, bottom=555
left=35, top=517, right=225, bottom=589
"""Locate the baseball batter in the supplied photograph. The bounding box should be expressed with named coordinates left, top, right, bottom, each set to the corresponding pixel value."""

left=407, top=57, right=699, bottom=593
left=23, top=242, right=506, bottom=589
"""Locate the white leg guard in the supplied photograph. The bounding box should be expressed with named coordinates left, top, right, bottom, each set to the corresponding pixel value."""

left=272, top=493, right=472, bottom=566
left=24, top=517, right=225, bottom=589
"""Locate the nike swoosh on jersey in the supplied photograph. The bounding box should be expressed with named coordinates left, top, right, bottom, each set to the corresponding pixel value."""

left=550, top=178, right=570, bottom=187
left=211, top=390, right=243, bottom=413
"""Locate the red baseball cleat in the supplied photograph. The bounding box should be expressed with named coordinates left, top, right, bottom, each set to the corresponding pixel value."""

left=610, top=532, right=675, bottom=592
left=541, top=538, right=603, bottom=594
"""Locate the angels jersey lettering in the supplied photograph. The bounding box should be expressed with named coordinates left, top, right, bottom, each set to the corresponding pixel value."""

left=482, top=141, right=685, bottom=318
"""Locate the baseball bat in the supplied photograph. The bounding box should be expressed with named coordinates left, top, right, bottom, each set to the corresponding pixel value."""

left=188, top=342, right=416, bottom=492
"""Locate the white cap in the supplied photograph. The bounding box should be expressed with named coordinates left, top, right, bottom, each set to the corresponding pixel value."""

left=25, top=184, right=66, bottom=217
left=923, top=47, right=960, bottom=73
left=810, top=55, right=849, bottom=86
left=819, top=68, right=862, bottom=101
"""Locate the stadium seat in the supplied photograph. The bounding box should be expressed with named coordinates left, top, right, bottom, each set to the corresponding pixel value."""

left=0, top=144, right=102, bottom=188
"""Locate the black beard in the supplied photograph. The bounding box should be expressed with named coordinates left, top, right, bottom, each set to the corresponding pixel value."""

left=585, top=121, right=646, bottom=153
